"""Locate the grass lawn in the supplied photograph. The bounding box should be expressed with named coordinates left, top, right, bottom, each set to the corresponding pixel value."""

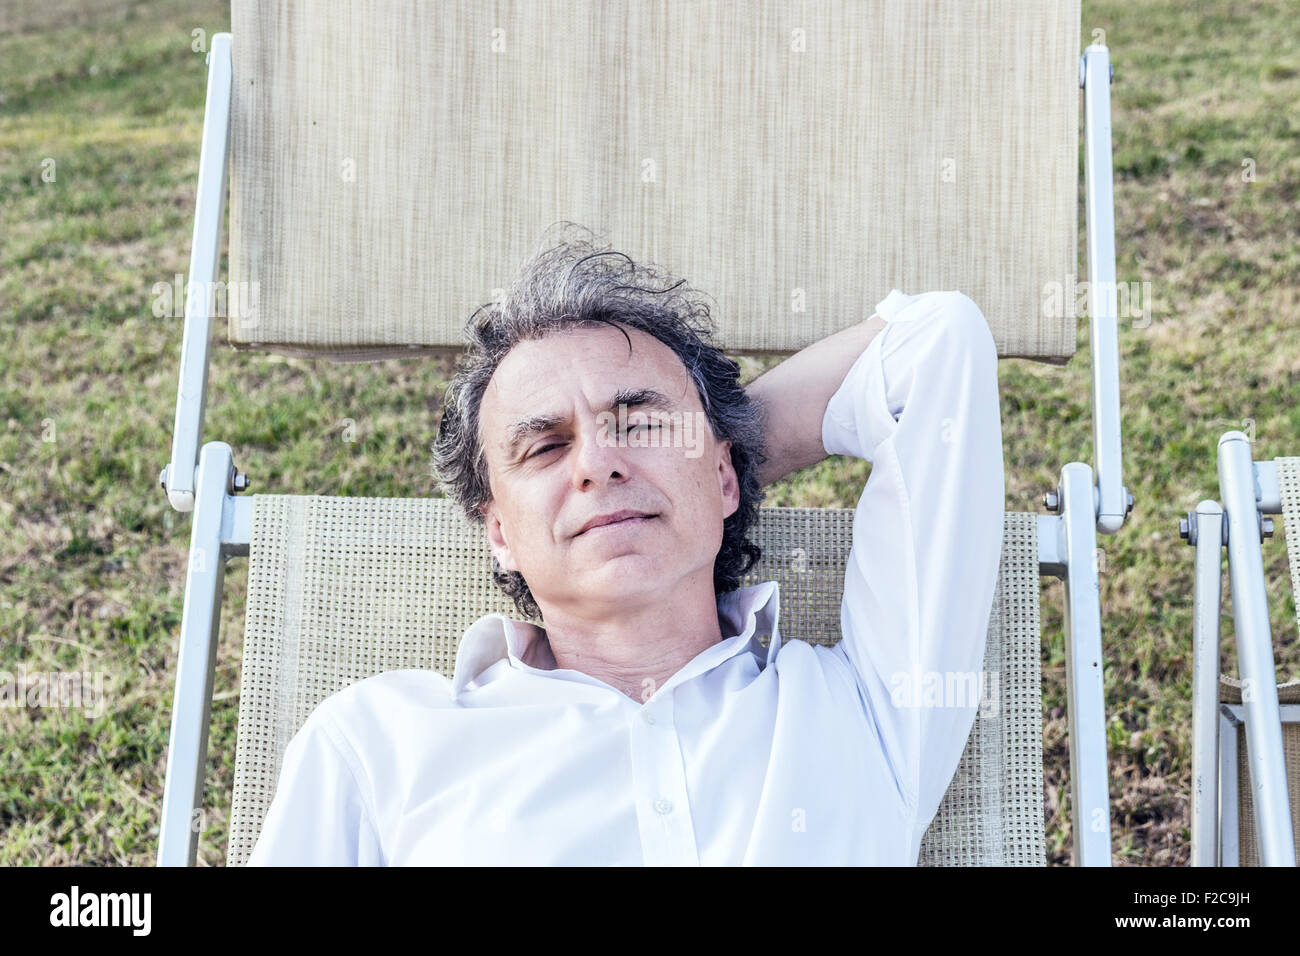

left=1, top=0, right=1297, bottom=865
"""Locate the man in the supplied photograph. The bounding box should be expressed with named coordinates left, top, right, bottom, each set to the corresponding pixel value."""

left=247, top=227, right=1005, bottom=866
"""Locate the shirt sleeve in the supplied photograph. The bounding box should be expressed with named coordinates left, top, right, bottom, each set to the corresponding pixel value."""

left=245, top=707, right=386, bottom=866
left=821, top=289, right=1005, bottom=840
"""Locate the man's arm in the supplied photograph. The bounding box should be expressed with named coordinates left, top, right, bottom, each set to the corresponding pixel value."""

left=817, top=290, right=1004, bottom=837
left=745, top=313, right=888, bottom=486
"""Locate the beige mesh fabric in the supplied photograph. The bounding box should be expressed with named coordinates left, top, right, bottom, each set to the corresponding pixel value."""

left=227, top=499, right=1045, bottom=866
left=1218, top=679, right=1300, bottom=867
left=227, top=0, right=1080, bottom=364
left=1234, top=714, right=1300, bottom=868
left=1280, top=457, right=1300, bottom=643
left=1216, top=456, right=1300, bottom=866
left=917, top=512, right=1045, bottom=865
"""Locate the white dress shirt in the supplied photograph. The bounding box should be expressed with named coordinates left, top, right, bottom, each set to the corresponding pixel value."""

left=246, top=288, right=1005, bottom=866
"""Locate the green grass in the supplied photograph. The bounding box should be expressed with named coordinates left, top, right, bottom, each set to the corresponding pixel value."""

left=2, top=0, right=1298, bottom=866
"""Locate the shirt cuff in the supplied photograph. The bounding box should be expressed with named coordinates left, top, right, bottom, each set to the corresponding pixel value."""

left=820, top=289, right=927, bottom=461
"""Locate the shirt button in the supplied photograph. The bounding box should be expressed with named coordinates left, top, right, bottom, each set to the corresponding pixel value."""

left=653, top=798, right=673, bottom=815
left=642, top=711, right=656, bottom=725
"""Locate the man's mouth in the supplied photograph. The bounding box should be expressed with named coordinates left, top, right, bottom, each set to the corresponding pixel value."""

left=574, top=511, right=658, bottom=536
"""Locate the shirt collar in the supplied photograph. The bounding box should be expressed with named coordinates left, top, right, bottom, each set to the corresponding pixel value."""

left=450, top=580, right=782, bottom=698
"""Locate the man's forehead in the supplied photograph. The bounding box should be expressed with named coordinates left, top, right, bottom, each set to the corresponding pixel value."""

left=485, top=325, right=694, bottom=413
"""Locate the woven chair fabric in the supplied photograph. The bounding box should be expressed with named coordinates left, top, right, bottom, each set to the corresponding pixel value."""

left=227, top=497, right=1045, bottom=866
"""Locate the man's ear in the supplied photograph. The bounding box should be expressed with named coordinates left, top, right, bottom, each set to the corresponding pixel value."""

left=480, top=499, right=521, bottom=573
left=717, top=439, right=741, bottom=520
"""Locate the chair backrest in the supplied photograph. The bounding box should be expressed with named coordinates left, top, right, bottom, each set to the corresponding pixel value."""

left=227, top=498, right=1045, bottom=866
left=1216, top=455, right=1300, bottom=866
left=226, top=0, right=1081, bottom=363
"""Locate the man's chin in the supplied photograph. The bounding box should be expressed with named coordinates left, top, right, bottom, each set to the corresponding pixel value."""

left=552, top=557, right=665, bottom=595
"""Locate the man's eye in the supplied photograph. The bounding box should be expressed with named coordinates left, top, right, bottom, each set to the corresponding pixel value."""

left=528, top=442, right=562, bottom=459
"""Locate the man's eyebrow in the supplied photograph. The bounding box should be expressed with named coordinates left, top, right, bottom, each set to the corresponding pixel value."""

left=503, top=387, right=680, bottom=458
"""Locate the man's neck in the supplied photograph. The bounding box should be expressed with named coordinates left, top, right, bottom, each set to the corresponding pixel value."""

left=538, top=571, right=726, bottom=703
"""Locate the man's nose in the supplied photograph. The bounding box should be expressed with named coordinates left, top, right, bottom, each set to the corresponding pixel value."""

left=569, top=414, right=631, bottom=488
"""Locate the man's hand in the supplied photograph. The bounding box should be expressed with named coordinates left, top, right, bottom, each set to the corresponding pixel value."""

left=745, top=313, right=888, bottom=487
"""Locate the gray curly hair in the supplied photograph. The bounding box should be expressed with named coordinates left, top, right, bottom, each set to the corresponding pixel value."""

left=431, top=222, right=768, bottom=622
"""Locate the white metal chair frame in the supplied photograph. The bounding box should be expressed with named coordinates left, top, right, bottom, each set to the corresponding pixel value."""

left=155, top=34, right=1133, bottom=866
left=1185, top=437, right=1298, bottom=866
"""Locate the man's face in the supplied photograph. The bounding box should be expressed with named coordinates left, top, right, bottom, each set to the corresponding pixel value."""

left=476, top=323, right=741, bottom=617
